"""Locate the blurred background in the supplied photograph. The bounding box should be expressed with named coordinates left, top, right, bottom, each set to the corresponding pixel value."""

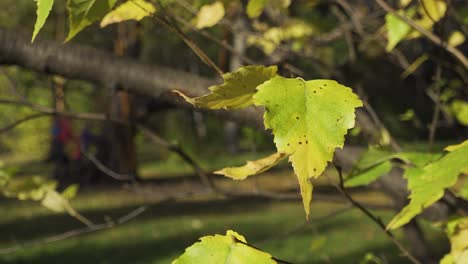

left=0, top=0, right=467, bottom=263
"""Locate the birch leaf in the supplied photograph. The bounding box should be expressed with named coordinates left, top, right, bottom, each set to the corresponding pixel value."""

left=388, top=142, right=468, bottom=229
left=215, top=152, right=287, bottom=180
left=176, top=65, right=277, bottom=109
left=32, top=0, right=54, bottom=41
left=194, top=1, right=225, bottom=29
left=100, top=0, right=155, bottom=28
left=253, top=76, right=362, bottom=218
left=66, top=0, right=117, bottom=41
left=172, top=230, right=277, bottom=264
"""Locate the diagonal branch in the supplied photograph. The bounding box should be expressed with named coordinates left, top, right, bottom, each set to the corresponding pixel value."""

left=375, top=0, right=468, bottom=70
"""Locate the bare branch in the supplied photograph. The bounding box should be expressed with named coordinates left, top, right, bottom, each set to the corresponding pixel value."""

left=0, top=206, right=147, bottom=255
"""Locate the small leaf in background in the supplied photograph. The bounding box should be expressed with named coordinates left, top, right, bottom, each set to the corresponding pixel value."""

left=400, top=54, right=429, bottom=79
left=419, top=0, right=447, bottom=22
left=450, top=100, right=468, bottom=126
left=175, top=65, right=277, bottom=109
left=387, top=142, right=468, bottom=229
left=345, top=161, right=392, bottom=188
left=194, top=1, right=225, bottom=29
left=399, top=109, right=415, bottom=121
left=448, top=31, right=465, bottom=47
left=0, top=170, right=9, bottom=187
left=61, top=184, right=79, bottom=199
left=445, top=140, right=468, bottom=152
left=440, top=217, right=468, bottom=264
left=247, top=0, right=269, bottom=19
left=215, top=152, right=287, bottom=180
left=399, top=0, right=412, bottom=8
left=41, top=190, right=70, bottom=212
left=172, top=230, right=277, bottom=264
left=385, top=9, right=413, bottom=51
left=2, top=175, right=56, bottom=201
left=253, top=77, right=362, bottom=218
left=100, top=0, right=155, bottom=28
left=386, top=0, right=447, bottom=51
left=359, top=252, right=383, bottom=264
left=309, top=235, right=327, bottom=252
left=345, top=148, right=441, bottom=188
left=66, top=0, right=117, bottom=41
left=32, top=0, right=54, bottom=42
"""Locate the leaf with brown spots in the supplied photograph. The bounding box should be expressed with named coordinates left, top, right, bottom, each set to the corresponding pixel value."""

left=253, top=76, right=362, bottom=218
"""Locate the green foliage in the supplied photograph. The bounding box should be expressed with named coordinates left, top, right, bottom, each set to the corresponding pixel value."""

left=450, top=100, right=468, bottom=126
left=385, top=9, right=414, bottom=52
left=247, top=0, right=268, bottom=19
left=2, top=175, right=56, bottom=201
left=400, top=54, right=429, bottom=79
left=253, top=77, right=362, bottom=217
left=66, top=0, right=117, bottom=41
left=0, top=164, right=9, bottom=187
left=346, top=162, right=392, bottom=188
left=448, top=31, right=465, bottom=47
left=248, top=19, right=314, bottom=54
left=194, top=1, right=224, bottom=29
left=32, top=0, right=54, bottom=41
left=100, top=0, right=156, bottom=28
left=172, top=230, right=277, bottom=264
left=215, top=152, right=287, bottom=180
left=344, top=147, right=442, bottom=188
left=176, top=65, right=277, bottom=109
left=385, top=0, right=447, bottom=51
left=440, top=217, right=468, bottom=264
left=388, top=141, right=468, bottom=229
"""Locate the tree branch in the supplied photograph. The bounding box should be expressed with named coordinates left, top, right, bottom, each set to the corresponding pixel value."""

left=375, top=0, right=468, bottom=70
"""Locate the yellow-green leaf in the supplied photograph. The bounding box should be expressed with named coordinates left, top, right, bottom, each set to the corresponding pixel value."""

left=100, top=0, right=155, bottom=28
left=2, top=175, right=56, bottom=201
left=253, top=77, right=362, bottom=218
left=451, top=100, right=468, bottom=126
left=194, top=1, right=225, bottom=29
left=400, top=54, right=429, bottom=79
left=247, top=0, right=269, bottom=19
left=345, top=161, right=392, bottom=187
left=215, top=152, right=287, bottom=180
left=448, top=31, right=465, bottom=47
left=175, top=65, right=277, bottom=109
left=440, top=217, right=468, bottom=264
left=32, top=0, right=54, bottom=42
left=41, top=190, right=70, bottom=212
left=66, top=0, right=117, bottom=41
left=172, top=230, right=277, bottom=264
left=445, top=140, right=468, bottom=152
left=387, top=142, right=468, bottom=229
left=385, top=9, right=414, bottom=51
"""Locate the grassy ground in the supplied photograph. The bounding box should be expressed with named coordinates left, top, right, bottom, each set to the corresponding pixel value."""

left=0, top=141, right=454, bottom=263
left=0, top=184, right=448, bottom=264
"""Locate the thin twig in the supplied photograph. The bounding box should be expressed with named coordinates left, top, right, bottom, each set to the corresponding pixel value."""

left=80, top=145, right=133, bottom=181
left=140, top=0, right=224, bottom=76
left=333, top=163, right=421, bottom=264
left=0, top=206, right=147, bottom=254
left=428, top=64, right=442, bottom=150
left=137, top=123, right=216, bottom=190
left=0, top=113, right=48, bottom=134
